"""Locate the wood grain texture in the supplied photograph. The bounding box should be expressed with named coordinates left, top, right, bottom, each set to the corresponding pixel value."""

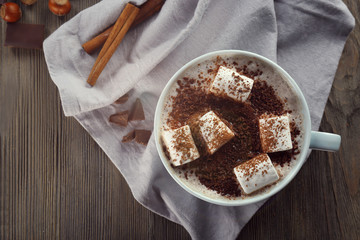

left=0, top=0, right=358, bottom=239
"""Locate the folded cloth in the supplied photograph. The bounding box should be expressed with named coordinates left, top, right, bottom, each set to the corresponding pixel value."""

left=43, top=0, right=354, bottom=239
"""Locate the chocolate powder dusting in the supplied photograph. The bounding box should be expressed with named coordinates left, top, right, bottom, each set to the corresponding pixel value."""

left=166, top=60, right=300, bottom=197
left=249, top=80, right=284, bottom=115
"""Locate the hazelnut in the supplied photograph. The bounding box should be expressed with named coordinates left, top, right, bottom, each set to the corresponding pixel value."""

left=21, top=0, right=38, bottom=6
left=48, top=0, right=71, bottom=16
left=0, top=2, right=22, bottom=23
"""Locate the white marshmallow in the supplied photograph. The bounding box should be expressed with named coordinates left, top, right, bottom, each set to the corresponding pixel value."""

left=259, top=114, right=293, bottom=153
left=210, top=66, right=254, bottom=102
left=234, top=154, right=279, bottom=194
left=162, top=125, right=200, bottom=166
left=198, top=111, right=235, bottom=154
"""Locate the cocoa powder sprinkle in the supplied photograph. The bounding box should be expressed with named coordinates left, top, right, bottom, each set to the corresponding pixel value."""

left=165, top=59, right=300, bottom=197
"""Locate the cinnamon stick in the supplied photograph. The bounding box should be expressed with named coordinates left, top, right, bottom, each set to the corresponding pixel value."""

left=132, top=0, right=164, bottom=26
left=87, top=3, right=139, bottom=86
left=83, top=27, right=112, bottom=54
left=82, top=0, right=164, bottom=54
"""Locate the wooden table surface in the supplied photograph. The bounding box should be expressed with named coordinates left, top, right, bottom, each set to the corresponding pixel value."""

left=1, top=0, right=359, bottom=239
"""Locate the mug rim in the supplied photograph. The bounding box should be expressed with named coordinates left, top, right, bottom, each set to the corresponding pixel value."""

left=154, top=50, right=312, bottom=206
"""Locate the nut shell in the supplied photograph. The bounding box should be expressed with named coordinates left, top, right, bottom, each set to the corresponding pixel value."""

left=1, top=3, right=22, bottom=23
left=21, top=0, right=38, bottom=5
left=48, top=0, right=71, bottom=16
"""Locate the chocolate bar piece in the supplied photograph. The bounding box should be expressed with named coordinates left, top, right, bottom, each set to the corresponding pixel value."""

left=128, top=98, right=145, bottom=121
left=115, top=93, right=129, bottom=104
left=134, top=129, right=151, bottom=145
left=5, top=23, right=45, bottom=49
left=122, top=130, right=135, bottom=143
left=109, top=111, right=129, bottom=126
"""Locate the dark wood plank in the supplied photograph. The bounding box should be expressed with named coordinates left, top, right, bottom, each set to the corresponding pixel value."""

left=0, top=0, right=358, bottom=239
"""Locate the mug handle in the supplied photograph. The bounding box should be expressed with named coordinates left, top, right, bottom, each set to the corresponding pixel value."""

left=310, top=131, right=341, bottom=152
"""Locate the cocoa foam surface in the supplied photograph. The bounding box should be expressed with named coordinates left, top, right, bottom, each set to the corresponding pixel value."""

left=158, top=55, right=304, bottom=201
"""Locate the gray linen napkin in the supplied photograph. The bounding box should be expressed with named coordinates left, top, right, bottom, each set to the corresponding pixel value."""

left=43, top=0, right=354, bottom=239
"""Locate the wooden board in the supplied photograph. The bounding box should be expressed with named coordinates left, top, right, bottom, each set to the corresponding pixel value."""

left=0, top=0, right=358, bottom=239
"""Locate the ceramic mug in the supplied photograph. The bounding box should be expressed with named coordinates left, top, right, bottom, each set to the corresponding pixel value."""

left=154, top=50, right=341, bottom=206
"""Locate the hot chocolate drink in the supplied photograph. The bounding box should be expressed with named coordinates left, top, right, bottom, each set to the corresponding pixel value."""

left=159, top=54, right=304, bottom=200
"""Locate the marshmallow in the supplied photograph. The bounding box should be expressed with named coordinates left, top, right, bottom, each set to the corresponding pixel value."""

left=198, top=111, right=235, bottom=154
left=234, top=154, right=279, bottom=194
left=162, top=125, right=200, bottom=166
left=259, top=114, right=293, bottom=153
left=210, top=66, right=254, bottom=102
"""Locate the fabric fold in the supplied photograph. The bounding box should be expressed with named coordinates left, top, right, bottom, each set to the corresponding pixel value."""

left=275, top=0, right=355, bottom=129
left=44, top=0, right=211, bottom=116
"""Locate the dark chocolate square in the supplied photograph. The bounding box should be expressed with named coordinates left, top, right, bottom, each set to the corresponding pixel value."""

left=5, top=23, right=45, bottom=49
